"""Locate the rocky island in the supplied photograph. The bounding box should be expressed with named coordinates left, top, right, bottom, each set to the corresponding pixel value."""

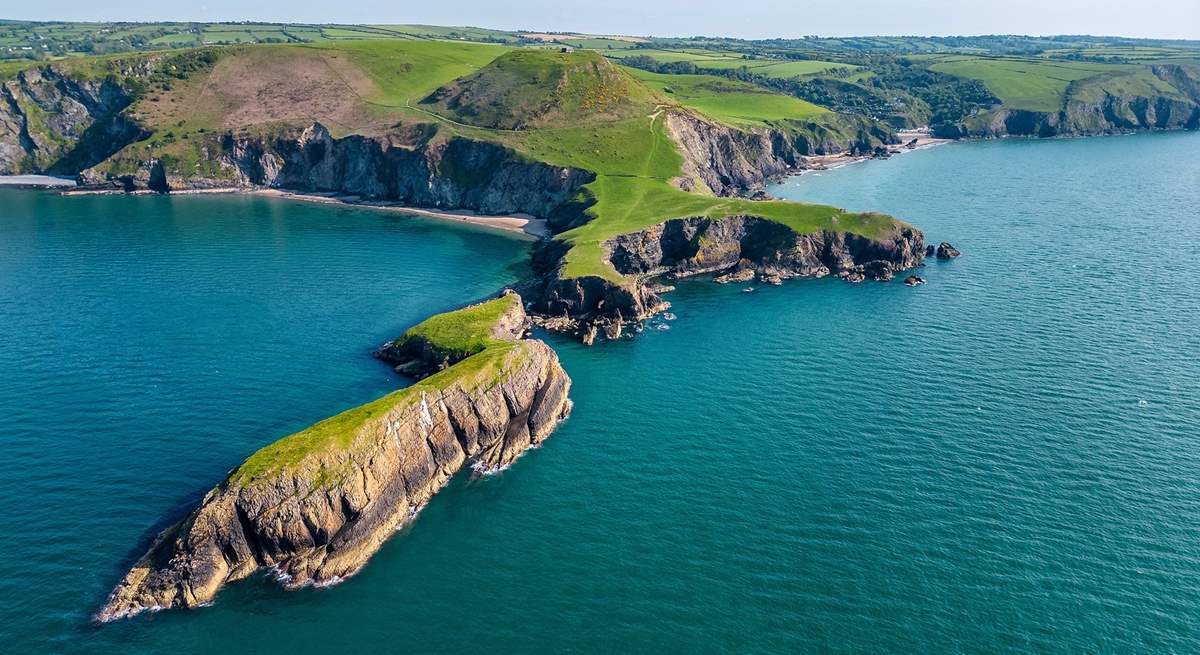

left=98, top=294, right=571, bottom=621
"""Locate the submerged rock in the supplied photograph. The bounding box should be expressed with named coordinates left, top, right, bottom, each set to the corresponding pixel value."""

left=904, top=275, right=926, bottom=286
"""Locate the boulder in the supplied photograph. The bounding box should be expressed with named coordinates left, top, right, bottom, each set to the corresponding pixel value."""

left=935, top=242, right=961, bottom=259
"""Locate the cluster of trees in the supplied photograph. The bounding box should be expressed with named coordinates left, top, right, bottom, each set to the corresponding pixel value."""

left=868, top=59, right=999, bottom=123
left=620, top=51, right=998, bottom=127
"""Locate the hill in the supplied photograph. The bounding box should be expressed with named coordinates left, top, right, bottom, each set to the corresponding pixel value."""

left=421, top=49, right=657, bottom=129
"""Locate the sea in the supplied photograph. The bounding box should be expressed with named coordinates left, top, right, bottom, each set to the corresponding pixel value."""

left=1, top=130, right=1197, bottom=653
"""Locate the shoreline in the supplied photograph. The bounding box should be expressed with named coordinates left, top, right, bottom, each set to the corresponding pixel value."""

left=60, top=186, right=548, bottom=239
left=0, top=174, right=77, bottom=188
left=800, top=128, right=954, bottom=172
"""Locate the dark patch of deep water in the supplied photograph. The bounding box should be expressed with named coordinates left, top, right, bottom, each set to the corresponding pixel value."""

left=2, top=131, right=1199, bottom=652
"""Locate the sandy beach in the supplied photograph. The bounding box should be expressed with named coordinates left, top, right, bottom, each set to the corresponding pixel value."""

left=0, top=175, right=77, bottom=187
left=61, top=186, right=548, bottom=239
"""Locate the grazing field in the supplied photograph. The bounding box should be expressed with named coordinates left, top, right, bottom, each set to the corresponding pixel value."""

left=684, top=58, right=855, bottom=77
left=0, top=21, right=525, bottom=60
left=632, top=69, right=828, bottom=126
left=610, top=48, right=854, bottom=78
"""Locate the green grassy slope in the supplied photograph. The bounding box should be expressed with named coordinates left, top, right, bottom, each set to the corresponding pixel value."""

left=926, top=56, right=1136, bottom=111
left=391, top=295, right=520, bottom=360
left=609, top=48, right=855, bottom=79
left=632, top=69, right=828, bottom=126
left=421, top=49, right=655, bottom=129
left=230, top=295, right=524, bottom=485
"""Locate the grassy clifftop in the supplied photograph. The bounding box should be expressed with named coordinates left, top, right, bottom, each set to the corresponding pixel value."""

left=230, top=294, right=527, bottom=487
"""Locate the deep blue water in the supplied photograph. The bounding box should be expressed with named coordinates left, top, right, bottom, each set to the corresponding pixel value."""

left=2, top=131, right=1199, bottom=653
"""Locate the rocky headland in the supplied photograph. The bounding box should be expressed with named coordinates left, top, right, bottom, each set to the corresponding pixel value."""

left=97, top=293, right=571, bottom=621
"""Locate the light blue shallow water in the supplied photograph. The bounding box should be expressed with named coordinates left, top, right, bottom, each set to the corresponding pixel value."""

left=2, top=132, right=1199, bottom=653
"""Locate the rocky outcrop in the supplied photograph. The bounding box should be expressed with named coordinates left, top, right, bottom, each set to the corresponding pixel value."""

left=665, top=110, right=894, bottom=195
left=935, top=242, right=961, bottom=259
left=376, top=292, right=529, bottom=378
left=526, top=215, right=925, bottom=339
left=0, top=66, right=142, bottom=174
left=83, top=123, right=597, bottom=225
left=98, top=294, right=572, bottom=621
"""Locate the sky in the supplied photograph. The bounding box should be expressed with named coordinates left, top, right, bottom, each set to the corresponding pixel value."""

left=5, top=0, right=1199, bottom=40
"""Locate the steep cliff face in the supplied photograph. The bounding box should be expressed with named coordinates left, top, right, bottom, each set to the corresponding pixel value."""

left=0, top=66, right=142, bottom=174
left=527, top=215, right=925, bottom=340
left=665, top=111, right=894, bottom=195
left=935, top=65, right=1200, bottom=139
left=98, top=294, right=572, bottom=621
left=83, top=123, right=597, bottom=221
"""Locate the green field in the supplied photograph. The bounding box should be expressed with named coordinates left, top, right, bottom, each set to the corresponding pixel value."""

left=0, top=21, right=527, bottom=61
left=632, top=69, right=827, bottom=126
left=610, top=48, right=854, bottom=79
left=927, top=56, right=1134, bottom=111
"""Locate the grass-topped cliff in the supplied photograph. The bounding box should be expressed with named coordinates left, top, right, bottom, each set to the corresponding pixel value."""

left=233, top=294, right=528, bottom=487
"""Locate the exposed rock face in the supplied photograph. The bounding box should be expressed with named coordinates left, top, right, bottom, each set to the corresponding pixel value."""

left=934, top=65, right=1200, bottom=139
left=0, top=66, right=142, bottom=174
left=82, top=123, right=597, bottom=223
left=665, top=110, right=894, bottom=195
left=527, top=215, right=925, bottom=337
left=98, top=296, right=572, bottom=621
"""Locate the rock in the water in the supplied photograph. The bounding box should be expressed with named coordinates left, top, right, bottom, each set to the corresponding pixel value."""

left=862, top=260, right=894, bottom=281
left=581, top=324, right=598, bottom=346
left=714, top=259, right=757, bottom=284
left=903, top=275, right=926, bottom=286
left=936, top=242, right=961, bottom=259
left=925, top=245, right=936, bottom=257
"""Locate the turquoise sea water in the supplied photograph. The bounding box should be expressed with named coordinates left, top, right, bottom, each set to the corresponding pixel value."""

left=2, top=131, right=1199, bottom=653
